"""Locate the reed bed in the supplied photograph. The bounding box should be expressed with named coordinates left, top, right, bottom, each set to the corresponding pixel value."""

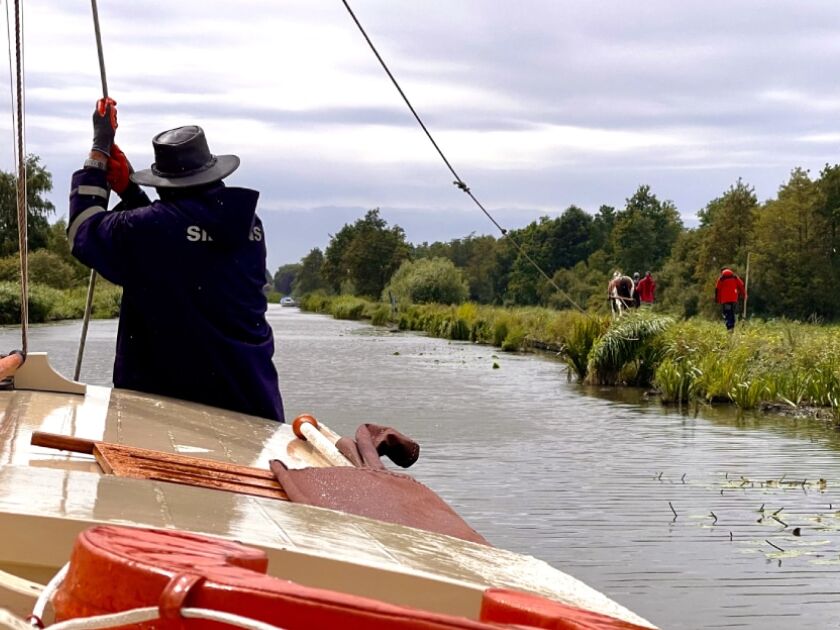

left=299, top=294, right=840, bottom=421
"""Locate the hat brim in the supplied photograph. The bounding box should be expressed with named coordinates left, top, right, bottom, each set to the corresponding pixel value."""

left=130, top=154, right=240, bottom=188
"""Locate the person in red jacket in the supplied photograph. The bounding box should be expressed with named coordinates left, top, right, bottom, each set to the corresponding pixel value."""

left=715, top=267, right=746, bottom=331
left=635, top=271, right=656, bottom=306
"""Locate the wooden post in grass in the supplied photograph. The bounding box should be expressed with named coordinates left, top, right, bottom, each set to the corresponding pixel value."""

left=742, top=252, right=751, bottom=320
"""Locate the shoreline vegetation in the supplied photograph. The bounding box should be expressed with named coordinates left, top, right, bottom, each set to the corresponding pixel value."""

left=299, top=294, right=840, bottom=423
left=0, top=280, right=122, bottom=324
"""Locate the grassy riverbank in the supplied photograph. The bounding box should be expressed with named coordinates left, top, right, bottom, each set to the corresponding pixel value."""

left=299, top=294, right=840, bottom=419
left=0, top=281, right=122, bottom=324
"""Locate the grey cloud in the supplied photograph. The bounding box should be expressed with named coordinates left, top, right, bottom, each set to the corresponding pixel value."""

left=20, top=0, right=840, bottom=266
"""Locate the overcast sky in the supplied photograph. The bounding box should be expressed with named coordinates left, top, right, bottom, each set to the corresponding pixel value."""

left=4, top=0, right=840, bottom=270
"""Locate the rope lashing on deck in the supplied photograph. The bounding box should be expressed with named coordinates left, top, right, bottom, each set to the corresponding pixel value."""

left=339, top=0, right=587, bottom=315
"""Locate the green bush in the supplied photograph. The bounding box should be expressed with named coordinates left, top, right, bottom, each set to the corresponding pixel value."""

left=331, top=296, right=367, bottom=320
left=0, top=250, right=83, bottom=289
left=298, top=292, right=333, bottom=313
left=561, top=315, right=609, bottom=380
left=492, top=319, right=509, bottom=347
left=0, top=257, right=19, bottom=284
left=29, top=250, right=80, bottom=288
left=501, top=326, right=526, bottom=351
left=0, top=280, right=122, bottom=324
left=369, top=304, right=392, bottom=326
left=384, top=258, right=468, bottom=306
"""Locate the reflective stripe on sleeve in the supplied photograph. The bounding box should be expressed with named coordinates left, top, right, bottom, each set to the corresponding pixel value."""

left=68, top=206, right=106, bottom=244
left=71, top=185, right=109, bottom=199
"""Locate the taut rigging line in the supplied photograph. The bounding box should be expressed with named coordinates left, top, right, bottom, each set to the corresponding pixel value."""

left=6, top=0, right=28, bottom=353
left=73, top=0, right=111, bottom=381
left=339, top=0, right=585, bottom=314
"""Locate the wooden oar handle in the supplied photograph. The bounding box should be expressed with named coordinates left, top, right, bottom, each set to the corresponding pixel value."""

left=291, top=415, right=352, bottom=467
left=30, top=431, right=96, bottom=454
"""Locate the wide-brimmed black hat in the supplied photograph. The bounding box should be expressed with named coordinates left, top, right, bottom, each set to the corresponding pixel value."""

left=131, top=125, right=240, bottom=188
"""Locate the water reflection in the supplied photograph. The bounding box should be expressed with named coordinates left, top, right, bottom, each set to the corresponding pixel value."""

left=2, top=310, right=840, bottom=629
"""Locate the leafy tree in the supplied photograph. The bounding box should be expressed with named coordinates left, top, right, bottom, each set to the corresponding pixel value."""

left=504, top=207, right=596, bottom=306
left=589, top=204, right=616, bottom=253
left=273, top=263, right=301, bottom=295
left=44, top=219, right=89, bottom=285
left=695, top=179, right=757, bottom=280
left=555, top=205, right=595, bottom=267
left=814, top=164, right=840, bottom=306
left=751, top=168, right=826, bottom=319
left=458, top=234, right=501, bottom=303
left=549, top=261, right=609, bottom=312
left=384, top=257, right=468, bottom=305
left=322, top=209, right=410, bottom=298
left=611, top=185, right=682, bottom=275
left=0, top=155, right=55, bottom=255
left=292, top=248, right=329, bottom=296
left=504, top=218, right=554, bottom=305
left=656, top=229, right=703, bottom=317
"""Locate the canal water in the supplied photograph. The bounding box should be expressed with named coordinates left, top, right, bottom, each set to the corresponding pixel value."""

left=3, top=307, right=840, bottom=629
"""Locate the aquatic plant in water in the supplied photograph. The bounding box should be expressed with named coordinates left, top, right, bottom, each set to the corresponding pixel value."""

left=559, top=315, right=609, bottom=381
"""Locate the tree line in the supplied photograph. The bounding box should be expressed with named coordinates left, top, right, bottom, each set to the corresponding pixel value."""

left=0, top=156, right=90, bottom=288
left=1, top=157, right=838, bottom=322
left=277, top=168, right=840, bottom=322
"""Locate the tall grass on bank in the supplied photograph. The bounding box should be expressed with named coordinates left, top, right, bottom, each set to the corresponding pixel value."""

left=298, top=293, right=597, bottom=362
left=586, top=313, right=674, bottom=385
left=299, top=294, right=840, bottom=420
left=655, top=319, right=840, bottom=414
left=561, top=316, right=610, bottom=381
left=0, top=281, right=122, bottom=325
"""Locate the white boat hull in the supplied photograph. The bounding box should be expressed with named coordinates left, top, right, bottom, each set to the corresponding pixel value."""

left=0, top=386, right=656, bottom=628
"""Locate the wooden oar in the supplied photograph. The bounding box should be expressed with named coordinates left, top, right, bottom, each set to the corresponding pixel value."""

left=291, top=414, right=354, bottom=467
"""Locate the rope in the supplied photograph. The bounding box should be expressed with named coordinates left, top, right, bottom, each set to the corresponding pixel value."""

left=4, top=0, right=17, bottom=167
left=75, top=0, right=109, bottom=381
left=90, top=0, right=108, bottom=98
left=29, top=562, right=68, bottom=626
left=29, top=563, right=289, bottom=630
left=339, top=0, right=586, bottom=314
left=38, top=606, right=289, bottom=630
left=12, top=0, right=27, bottom=352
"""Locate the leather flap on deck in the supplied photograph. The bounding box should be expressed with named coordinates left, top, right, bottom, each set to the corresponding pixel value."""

left=269, top=461, right=489, bottom=546
left=335, top=423, right=420, bottom=469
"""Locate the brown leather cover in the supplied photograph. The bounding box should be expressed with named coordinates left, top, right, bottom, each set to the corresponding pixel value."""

left=335, top=423, right=420, bottom=469
left=269, top=460, right=489, bottom=546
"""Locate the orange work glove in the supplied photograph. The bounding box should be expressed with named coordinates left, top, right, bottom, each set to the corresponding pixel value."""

left=106, top=143, right=133, bottom=195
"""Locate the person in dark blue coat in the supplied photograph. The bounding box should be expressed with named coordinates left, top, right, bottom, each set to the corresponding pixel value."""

left=68, top=98, right=284, bottom=421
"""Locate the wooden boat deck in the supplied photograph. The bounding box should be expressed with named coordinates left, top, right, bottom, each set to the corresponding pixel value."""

left=0, top=386, right=655, bottom=628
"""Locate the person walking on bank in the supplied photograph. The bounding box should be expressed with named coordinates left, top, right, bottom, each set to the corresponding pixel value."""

left=715, top=267, right=747, bottom=332
left=68, top=98, right=284, bottom=422
left=636, top=271, right=656, bottom=306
